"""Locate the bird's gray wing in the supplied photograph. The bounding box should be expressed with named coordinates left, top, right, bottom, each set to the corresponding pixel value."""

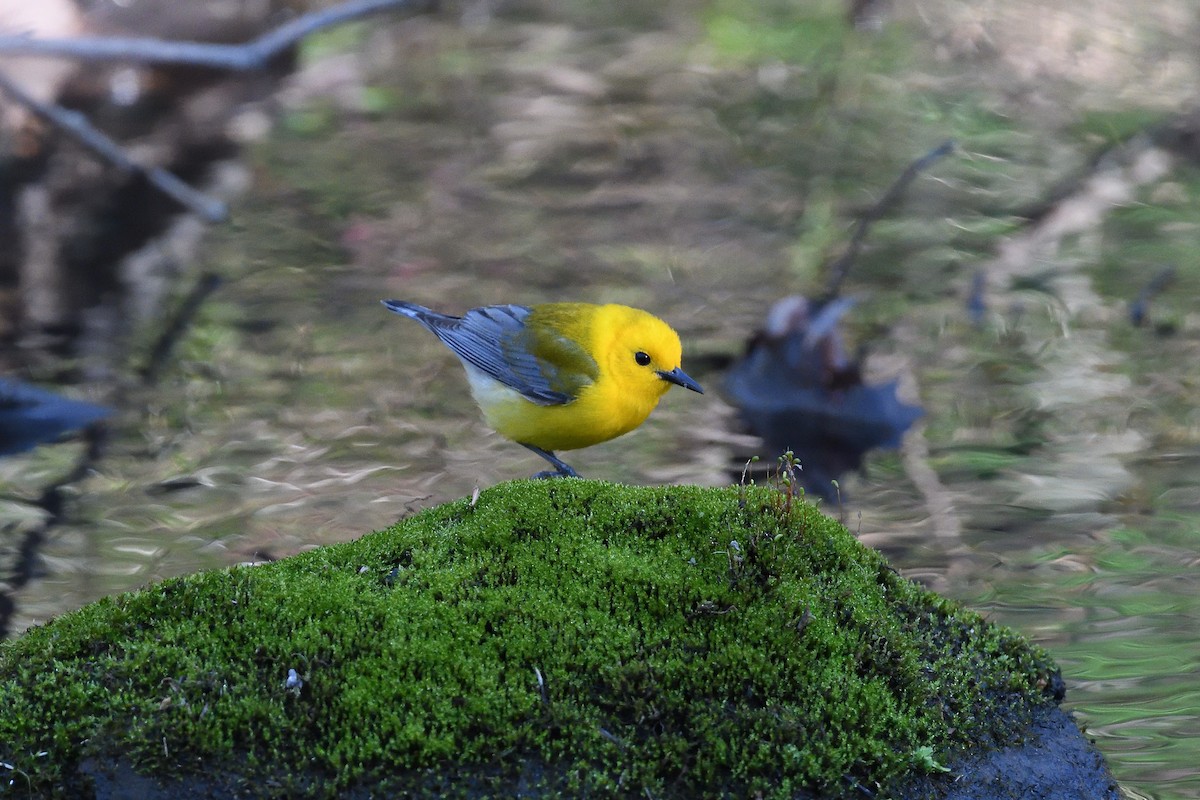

left=432, top=305, right=597, bottom=406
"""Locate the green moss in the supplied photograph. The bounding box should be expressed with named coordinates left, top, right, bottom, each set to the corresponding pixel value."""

left=0, top=481, right=1059, bottom=798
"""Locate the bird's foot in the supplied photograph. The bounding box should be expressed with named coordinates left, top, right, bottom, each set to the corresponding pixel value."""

left=521, top=444, right=581, bottom=478
left=531, top=466, right=581, bottom=479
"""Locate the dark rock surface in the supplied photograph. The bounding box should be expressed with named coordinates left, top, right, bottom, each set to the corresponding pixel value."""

left=899, top=705, right=1121, bottom=800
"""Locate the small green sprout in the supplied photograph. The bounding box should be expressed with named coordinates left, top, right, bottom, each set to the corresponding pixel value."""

left=912, top=745, right=951, bottom=774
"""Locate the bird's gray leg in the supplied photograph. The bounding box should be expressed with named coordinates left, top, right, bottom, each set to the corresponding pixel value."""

left=521, top=444, right=581, bottom=479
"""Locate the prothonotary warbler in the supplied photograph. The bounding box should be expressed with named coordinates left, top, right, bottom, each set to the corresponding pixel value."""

left=382, top=300, right=704, bottom=478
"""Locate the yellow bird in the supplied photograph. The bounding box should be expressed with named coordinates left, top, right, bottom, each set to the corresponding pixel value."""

left=383, top=300, right=703, bottom=478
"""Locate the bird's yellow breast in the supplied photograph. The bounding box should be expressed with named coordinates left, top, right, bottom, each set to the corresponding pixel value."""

left=463, top=303, right=679, bottom=452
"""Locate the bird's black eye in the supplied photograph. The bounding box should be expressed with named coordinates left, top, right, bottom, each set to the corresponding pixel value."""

left=634, top=351, right=651, bottom=366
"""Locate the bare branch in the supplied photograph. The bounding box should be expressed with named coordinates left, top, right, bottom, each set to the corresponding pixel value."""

left=822, top=139, right=955, bottom=301
left=0, top=0, right=434, bottom=222
left=0, top=0, right=431, bottom=70
left=140, top=272, right=223, bottom=383
left=0, top=67, right=229, bottom=221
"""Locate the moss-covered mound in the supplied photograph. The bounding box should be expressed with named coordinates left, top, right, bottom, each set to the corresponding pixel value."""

left=0, top=481, right=1062, bottom=798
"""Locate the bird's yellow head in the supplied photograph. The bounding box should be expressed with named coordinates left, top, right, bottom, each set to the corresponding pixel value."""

left=591, top=304, right=704, bottom=401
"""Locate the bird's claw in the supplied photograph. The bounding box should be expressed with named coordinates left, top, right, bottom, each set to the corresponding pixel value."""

left=531, top=466, right=581, bottom=479
left=521, top=444, right=581, bottom=479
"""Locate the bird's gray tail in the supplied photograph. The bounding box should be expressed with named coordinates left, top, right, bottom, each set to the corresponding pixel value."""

left=381, top=300, right=458, bottom=330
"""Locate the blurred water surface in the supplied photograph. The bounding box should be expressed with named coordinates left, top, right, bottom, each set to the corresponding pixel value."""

left=3, top=1, right=1200, bottom=796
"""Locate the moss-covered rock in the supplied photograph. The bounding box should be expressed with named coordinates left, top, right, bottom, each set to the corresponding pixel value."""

left=0, top=481, right=1092, bottom=798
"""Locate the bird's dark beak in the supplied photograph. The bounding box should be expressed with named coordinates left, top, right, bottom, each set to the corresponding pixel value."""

left=657, top=367, right=704, bottom=394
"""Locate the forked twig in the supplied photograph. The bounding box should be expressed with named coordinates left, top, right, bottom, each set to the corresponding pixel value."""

left=0, top=0, right=433, bottom=221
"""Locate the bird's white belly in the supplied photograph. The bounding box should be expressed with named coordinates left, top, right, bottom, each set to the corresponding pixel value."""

left=462, top=363, right=529, bottom=416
